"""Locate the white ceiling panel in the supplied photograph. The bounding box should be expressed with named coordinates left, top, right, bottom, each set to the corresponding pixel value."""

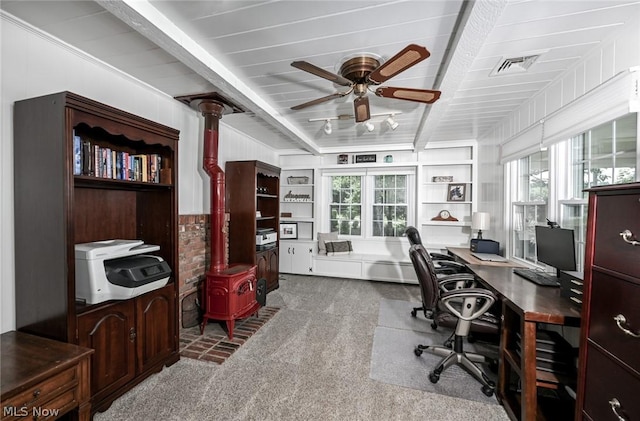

left=2, top=0, right=638, bottom=154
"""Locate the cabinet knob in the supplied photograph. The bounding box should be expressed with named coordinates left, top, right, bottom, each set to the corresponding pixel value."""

left=608, top=398, right=627, bottom=421
left=613, top=314, right=640, bottom=338
left=619, top=230, right=640, bottom=246
left=129, top=327, right=137, bottom=342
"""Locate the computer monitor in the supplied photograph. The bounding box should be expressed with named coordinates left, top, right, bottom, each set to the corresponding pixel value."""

left=534, top=225, right=577, bottom=277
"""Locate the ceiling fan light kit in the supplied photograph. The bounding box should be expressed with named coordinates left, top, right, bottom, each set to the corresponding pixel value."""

left=290, top=44, right=441, bottom=122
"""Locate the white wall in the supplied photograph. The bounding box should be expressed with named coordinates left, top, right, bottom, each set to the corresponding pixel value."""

left=0, top=14, right=277, bottom=333
left=476, top=23, right=640, bottom=251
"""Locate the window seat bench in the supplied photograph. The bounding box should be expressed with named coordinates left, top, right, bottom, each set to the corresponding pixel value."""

left=313, top=252, right=418, bottom=284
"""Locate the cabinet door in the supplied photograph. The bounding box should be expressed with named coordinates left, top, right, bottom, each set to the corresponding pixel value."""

left=267, top=248, right=280, bottom=291
left=279, top=243, right=293, bottom=273
left=291, top=244, right=313, bottom=274
left=135, top=284, right=177, bottom=374
left=78, top=301, right=136, bottom=401
left=256, top=251, right=269, bottom=282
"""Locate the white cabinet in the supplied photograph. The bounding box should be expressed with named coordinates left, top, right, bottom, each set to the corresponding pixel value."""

left=280, top=168, right=315, bottom=241
left=419, top=142, right=477, bottom=250
left=280, top=240, right=315, bottom=274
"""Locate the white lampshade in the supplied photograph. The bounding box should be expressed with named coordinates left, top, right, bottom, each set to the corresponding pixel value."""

left=472, top=212, right=490, bottom=231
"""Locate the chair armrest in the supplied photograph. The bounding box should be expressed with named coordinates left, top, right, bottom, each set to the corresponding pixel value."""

left=440, top=288, right=497, bottom=321
left=435, top=260, right=467, bottom=272
left=430, top=252, right=454, bottom=261
left=438, top=274, right=476, bottom=291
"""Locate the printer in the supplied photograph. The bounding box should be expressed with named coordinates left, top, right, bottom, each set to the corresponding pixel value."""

left=75, top=239, right=172, bottom=304
left=256, top=228, right=277, bottom=248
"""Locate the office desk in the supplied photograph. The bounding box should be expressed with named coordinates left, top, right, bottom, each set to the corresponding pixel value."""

left=467, top=265, right=581, bottom=421
left=447, top=247, right=527, bottom=268
left=1, top=331, right=93, bottom=421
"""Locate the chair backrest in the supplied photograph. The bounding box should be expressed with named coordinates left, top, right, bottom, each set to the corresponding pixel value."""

left=409, top=244, right=440, bottom=312
left=405, top=226, right=423, bottom=246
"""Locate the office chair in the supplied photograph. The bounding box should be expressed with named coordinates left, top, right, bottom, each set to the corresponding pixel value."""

left=405, top=226, right=472, bottom=319
left=405, top=226, right=467, bottom=275
left=409, top=244, right=498, bottom=397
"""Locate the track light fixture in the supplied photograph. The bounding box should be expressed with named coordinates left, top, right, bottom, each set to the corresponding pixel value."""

left=323, top=119, right=332, bottom=135
left=308, top=111, right=401, bottom=134
left=385, top=115, right=399, bottom=130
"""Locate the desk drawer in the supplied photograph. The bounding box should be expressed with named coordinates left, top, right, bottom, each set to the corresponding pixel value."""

left=1, top=366, right=77, bottom=420
left=593, top=193, right=640, bottom=280
left=583, top=344, right=640, bottom=421
left=589, top=270, right=640, bottom=373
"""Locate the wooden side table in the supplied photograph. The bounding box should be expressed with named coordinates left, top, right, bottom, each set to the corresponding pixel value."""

left=1, top=331, right=93, bottom=421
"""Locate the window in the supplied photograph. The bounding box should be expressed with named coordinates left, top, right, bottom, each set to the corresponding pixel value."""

left=562, top=114, right=638, bottom=269
left=512, top=150, right=549, bottom=264
left=326, top=169, right=414, bottom=238
left=372, top=175, right=408, bottom=237
left=329, top=175, right=362, bottom=235
left=568, top=113, right=637, bottom=200
left=507, top=113, right=638, bottom=270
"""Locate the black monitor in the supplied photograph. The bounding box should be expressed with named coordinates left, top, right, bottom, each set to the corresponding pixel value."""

left=534, top=225, right=577, bottom=277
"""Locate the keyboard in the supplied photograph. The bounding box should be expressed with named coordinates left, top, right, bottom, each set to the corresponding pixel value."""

left=513, top=269, right=560, bottom=287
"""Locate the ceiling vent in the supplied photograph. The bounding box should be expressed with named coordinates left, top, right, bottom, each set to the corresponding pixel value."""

left=490, top=52, right=546, bottom=76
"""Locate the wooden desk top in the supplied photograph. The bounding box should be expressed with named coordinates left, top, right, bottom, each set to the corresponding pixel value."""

left=447, top=247, right=527, bottom=268
left=1, top=331, right=94, bottom=400
left=467, top=265, right=581, bottom=325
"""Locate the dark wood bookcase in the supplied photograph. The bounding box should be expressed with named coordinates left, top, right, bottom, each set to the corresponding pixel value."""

left=13, top=91, right=180, bottom=414
left=225, top=160, right=281, bottom=292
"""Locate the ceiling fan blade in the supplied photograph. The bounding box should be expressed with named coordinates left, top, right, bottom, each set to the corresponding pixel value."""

left=375, top=87, right=441, bottom=104
left=353, top=96, right=371, bottom=122
left=368, top=44, right=431, bottom=84
left=291, top=61, right=352, bottom=86
left=290, top=92, right=349, bottom=110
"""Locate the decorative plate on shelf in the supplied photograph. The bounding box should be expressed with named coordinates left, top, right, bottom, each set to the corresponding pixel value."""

left=431, top=209, right=458, bottom=221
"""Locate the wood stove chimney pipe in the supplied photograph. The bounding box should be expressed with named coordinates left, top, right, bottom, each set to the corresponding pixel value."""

left=197, top=100, right=227, bottom=274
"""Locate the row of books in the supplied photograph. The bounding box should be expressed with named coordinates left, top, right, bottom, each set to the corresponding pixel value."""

left=73, top=135, right=162, bottom=183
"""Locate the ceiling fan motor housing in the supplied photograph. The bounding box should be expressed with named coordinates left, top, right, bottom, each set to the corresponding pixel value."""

left=339, top=56, right=381, bottom=83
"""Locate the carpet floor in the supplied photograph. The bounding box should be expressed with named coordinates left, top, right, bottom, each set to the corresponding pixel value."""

left=370, top=299, right=499, bottom=405
left=94, top=275, right=510, bottom=421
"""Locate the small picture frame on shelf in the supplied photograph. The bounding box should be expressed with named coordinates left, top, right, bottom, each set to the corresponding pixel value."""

left=447, top=183, right=467, bottom=202
left=280, top=222, right=298, bottom=240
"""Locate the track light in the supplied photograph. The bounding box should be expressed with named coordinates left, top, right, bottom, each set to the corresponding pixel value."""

left=323, top=119, right=332, bottom=135
left=307, top=112, right=401, bottom=134
left=385, top=115, right=399, bottom=130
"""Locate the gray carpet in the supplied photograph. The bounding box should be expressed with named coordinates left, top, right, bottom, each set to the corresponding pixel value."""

left=370, top=299, right=500, bottom=405
left=94, top=276, right=509, bottom=421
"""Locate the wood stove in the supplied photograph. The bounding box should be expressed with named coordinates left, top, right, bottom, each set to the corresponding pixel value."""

left=187, top=98, right=260, bottom=339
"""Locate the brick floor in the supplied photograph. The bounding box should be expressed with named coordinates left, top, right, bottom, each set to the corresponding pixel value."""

left=179, top=306, right=280, bottom=364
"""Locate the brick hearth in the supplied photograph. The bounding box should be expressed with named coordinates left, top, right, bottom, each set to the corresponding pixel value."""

left=179, top=307, right=279, bottom=364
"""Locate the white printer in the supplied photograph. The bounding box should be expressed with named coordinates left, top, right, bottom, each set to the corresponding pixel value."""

left=75, top=239, right=171, bottom=304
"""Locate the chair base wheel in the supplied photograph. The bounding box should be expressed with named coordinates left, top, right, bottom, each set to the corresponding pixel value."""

left=429, top=372, right=440, bottom=383
left=410, top=309, right=417, bottom=317
left=482, top=385, right=494, bottom=397
left=414, top=347, right=423, bottom=356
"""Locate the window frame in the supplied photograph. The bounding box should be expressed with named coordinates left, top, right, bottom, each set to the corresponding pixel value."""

left=322, top=167, right=415, bottom=239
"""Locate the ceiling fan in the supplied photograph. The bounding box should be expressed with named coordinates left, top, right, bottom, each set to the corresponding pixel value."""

left=290, top=44, right=441, bottom=122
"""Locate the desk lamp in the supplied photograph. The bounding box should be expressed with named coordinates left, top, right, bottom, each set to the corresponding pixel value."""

left=472, top=212, right=490, bottom=239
